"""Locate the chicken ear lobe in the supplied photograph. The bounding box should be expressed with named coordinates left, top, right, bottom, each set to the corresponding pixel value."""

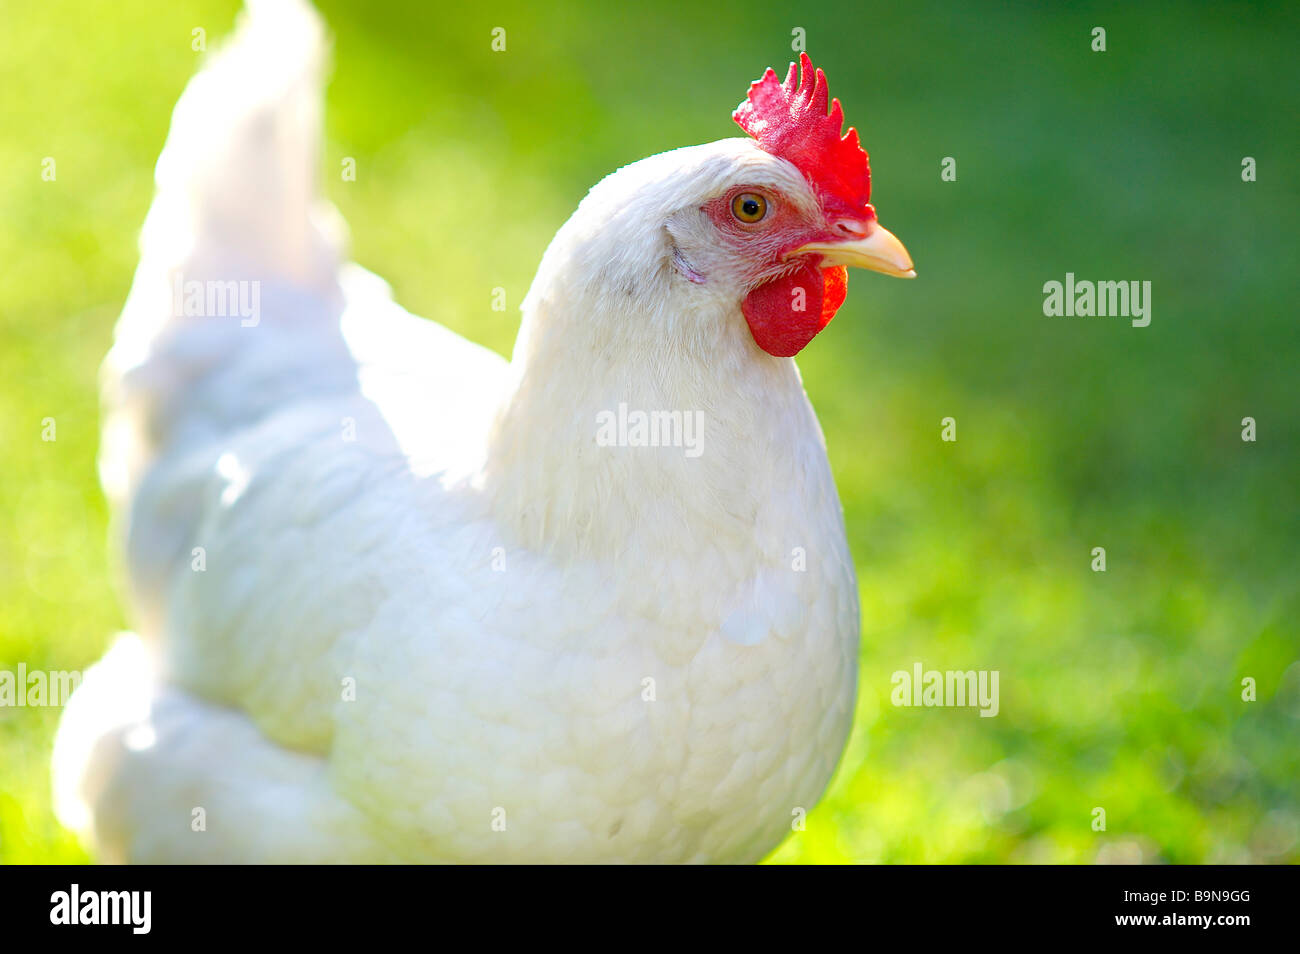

left=741, top=264, right=848, bottom=357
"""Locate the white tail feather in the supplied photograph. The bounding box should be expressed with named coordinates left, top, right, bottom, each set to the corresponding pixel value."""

left=101, top=0, right=344, bottom=511
left=142, top=0, right=339, bottom=285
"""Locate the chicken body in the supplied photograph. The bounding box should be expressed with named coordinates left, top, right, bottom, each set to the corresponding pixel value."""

left=53, top=1, right=860, bottom=862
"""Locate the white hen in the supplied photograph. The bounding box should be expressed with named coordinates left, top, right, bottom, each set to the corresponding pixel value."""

left=54, top=0, right=915, bottom=862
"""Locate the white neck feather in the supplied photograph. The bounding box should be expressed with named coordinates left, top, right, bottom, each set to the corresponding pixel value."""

left=482, top=190, right=832, bottom=562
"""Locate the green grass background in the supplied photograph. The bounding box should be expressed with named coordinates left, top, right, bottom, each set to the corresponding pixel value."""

left=1, top=0, right=1297, bottom=863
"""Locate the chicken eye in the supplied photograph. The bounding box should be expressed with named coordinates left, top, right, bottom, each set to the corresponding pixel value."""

left=731, top=193, right=768, bottom=224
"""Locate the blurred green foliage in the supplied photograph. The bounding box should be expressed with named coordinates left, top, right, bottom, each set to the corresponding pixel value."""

left=1, top=0, right=1297, bottom=863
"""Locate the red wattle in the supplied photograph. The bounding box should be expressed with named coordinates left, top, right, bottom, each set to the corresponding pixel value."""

left=741, top=264, right=848, bottom=357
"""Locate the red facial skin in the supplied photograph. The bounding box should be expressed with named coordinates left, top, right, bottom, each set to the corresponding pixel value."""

left=727, top=54, right=881, bottom=356
left=703, top=186, right=866, bottom=357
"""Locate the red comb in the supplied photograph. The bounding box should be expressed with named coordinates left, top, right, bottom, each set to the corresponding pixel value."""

left=733, top=53, right=872, bottom=220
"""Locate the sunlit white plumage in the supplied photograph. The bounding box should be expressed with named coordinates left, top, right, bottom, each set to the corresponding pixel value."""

left=54, top=0, right=860, bottom=862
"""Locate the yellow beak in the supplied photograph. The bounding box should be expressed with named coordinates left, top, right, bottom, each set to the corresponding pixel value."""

left=789, top=223, right=916, bottom=279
